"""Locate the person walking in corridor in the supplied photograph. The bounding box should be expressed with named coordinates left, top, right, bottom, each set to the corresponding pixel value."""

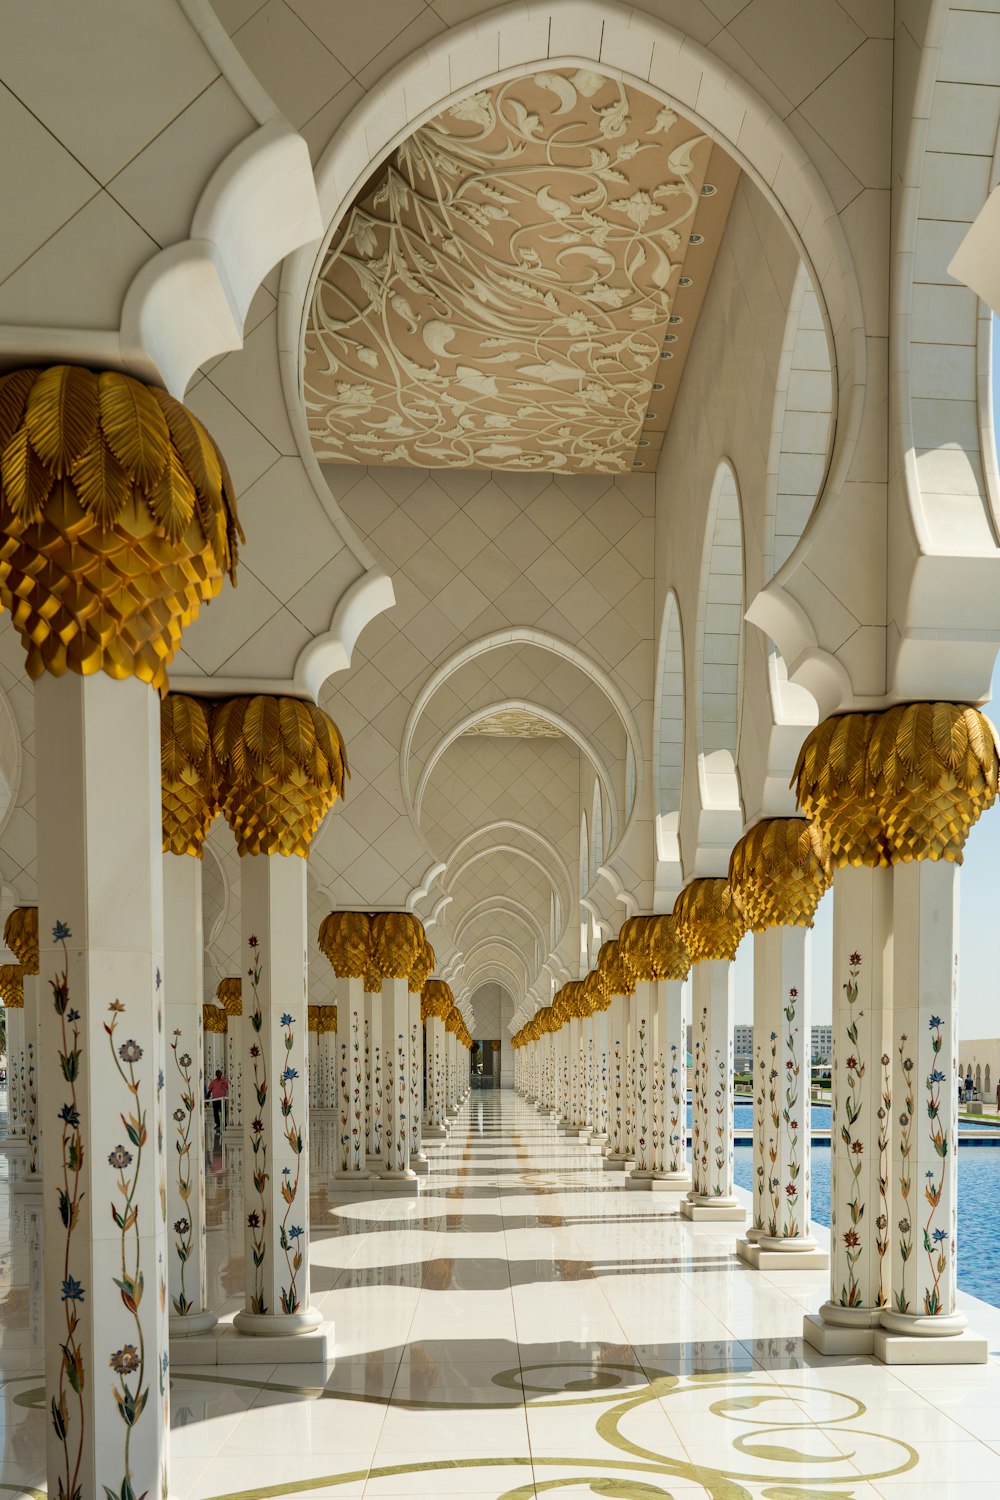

left=208, top=1068, right=229, bottom=1130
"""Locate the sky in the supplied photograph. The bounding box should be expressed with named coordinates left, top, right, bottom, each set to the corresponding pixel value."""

left=732, top=317, right=1000, bottom=1038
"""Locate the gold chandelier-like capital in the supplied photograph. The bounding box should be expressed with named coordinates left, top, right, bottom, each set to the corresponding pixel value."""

left=202, top=1003, right=227, bottom=1034
left=216, top=976, right=242, bottom=1017
left=421, top=978, right=454, bottom=1021
left=0, top=963, right=23, bottom=1008
left=371, top=911, right=424, bottom=980
left=582, top=968, right=608, bottom=1014
left=794, top=704, right=1000, bottom=867
left=597, top=938, right=633, bottom=998
left=4, top=907, right=38, bottom=974
left=308, top=1004, right=319, bottom=1032
left=618, top=915, right=653, bottom=983
left=645, top=912, right=691, bottom=981
left=869, top=702, right=1000, bottom=863
left=212, top=694, right=348, bottom=858
left=162, top=693, right=218, bottom=856
left=409, top=935, right=435, bottom=995
left=318, top=1005, right=337, bottom=1033
left=318, top=911, right=372, bottom=979
left=673, top=878, right=745, bottom=962
left=728, top=818, right=831, bottom=932
left=0, top=365, right=241, bottom=693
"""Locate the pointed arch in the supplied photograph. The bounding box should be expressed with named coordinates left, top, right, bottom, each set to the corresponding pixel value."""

left=590, top=781, right=604, bottom=885
left=695, top=460, right=745, bottom=816
left=653, top=590, right=685, bottom=869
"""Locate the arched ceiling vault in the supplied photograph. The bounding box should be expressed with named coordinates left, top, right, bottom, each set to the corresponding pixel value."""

left=305, top=69, right=738, bottom=477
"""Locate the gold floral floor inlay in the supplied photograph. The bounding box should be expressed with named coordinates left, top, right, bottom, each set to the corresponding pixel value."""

left=5, top=1362, right=915, bottom=1499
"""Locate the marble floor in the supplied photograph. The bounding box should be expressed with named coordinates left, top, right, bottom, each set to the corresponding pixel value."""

left=6, top=1094, right=1000, bottom=1497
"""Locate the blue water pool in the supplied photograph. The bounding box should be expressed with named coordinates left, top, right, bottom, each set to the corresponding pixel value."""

left=690, top=1101, right=832, bottom=1131
left=734, top=1143, right=1000, bottom=1308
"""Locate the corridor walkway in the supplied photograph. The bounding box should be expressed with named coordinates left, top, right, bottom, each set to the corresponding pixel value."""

left=6, top=1094, right=1000, bottom=1497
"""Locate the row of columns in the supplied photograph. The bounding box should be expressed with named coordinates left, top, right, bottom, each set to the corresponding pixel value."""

left=515, top=702, right=998, bottom=1366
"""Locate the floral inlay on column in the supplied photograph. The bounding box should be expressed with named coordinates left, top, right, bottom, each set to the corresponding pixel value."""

left=713, top=1049, right=727, bottom=1193
left=277, top=1008, right=303, bottom=1313
left=840, top=951, right=865, bottom=1308
left=668, top=1043, right=682, bottom=1173
left=767, top=1028, right=780, bottom=1233
left=105, top=999, right=152, bottom=1499
left=51, top=920, right=84, bottom=1500
left=246, top=935, right=268, bottom=1313
left=922, top=1016, right=949, bottom=1315
left=169, top=1033, right=197, bottom=1317
left=780, top=991, right=802, bottom=1237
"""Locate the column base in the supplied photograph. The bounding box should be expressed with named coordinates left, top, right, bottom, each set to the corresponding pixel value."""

left=423, top=1124, right=448, bottom=1139
left=625, top=1169, right=656, bottom=1190
left=651, top=1173, right=692, bottom=1193
left=410, top=1153, right=430, bottom=1175
left=680, top=1195, right=745, bottom=1222
left=176, top=1317, right=334, bottom=1366
left=330, top=1172, right=378, bottom=1193
left=587, top=1131, right=609, bottom=1146
left=602, top=1154, right=633, bottom=1172
left=874, top=1326, right=988, bottom=1365
left=11, top=1172, right=43, bottom=1194
left=737, top=1237, right=829, bottom=1270
left=803, top=1304, right=880, bottom=1356
left=170, top=1309, right=219, bottom=1338
left=223, top=1126, right=243, bottom=1139
left=744, top=1226, right=761, bottom=1244
left=0, top=1137, right=27, bottom=1153
left=556, top=1120, right=578, bottom=1134
left=374, top=1172, right=420, bottom=1196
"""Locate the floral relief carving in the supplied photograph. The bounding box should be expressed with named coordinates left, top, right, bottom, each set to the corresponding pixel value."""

left=922, top=1015, right=949, bottom=1316
left=50, top=921, right=84, bottom=1500
left=780, top=989, right=802, bottom=1239
left=306, top=70, right=734, bottom=474
left=169, top=1032, right=196, bottom=1317
left=668, top=1041, right=682, bottom=1173
left=278, top=1009, right=304, bottom=1314
left=105, top=998, right=152, bottom=1500
left=895, top=1033, right=914, bottom=1312
left=839, top=951, right=865, bottom=1308
left=246, top=936, right=269, bottom=1314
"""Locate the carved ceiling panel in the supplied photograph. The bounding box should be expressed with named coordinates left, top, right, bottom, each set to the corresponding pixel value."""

left=305, top=70, right=739, bottom=474
left=463, top=709, right=564, bottom=738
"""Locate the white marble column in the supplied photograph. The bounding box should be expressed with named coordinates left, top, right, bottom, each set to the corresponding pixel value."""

left=163, top=853, right=216, bottom=1336
left=425, top=1013, right=448, bottom=1136
left=627, top=981, right=656, bottom=1186
left=590, top=1007, right=609, bottom=1144
left=682, top=959, right=744, bottom=1220
left=233, top=853, right=326, bottom=1348
left=653, top=978, right=690, bottom=1188
left=365, top=988, right=384, bottom=1163
left=333, top=976, right=372, bottom=1188
left=739, top=925, right=826, bottom=1268
left=877, top=860, right=984, bottom=1360
left=805, top=866, right=893, bottom=1353
left=36, top=673, right=170, bottom=1500
left=605, top=994, right=629, bottom=1169
left=408, top=988, right=427, bottom=1174
left=3, top=997, right=27, bottom=1148
left=379, top=977, right=418, bottom=1192
left=223, top=1006, right=243, bottom=1135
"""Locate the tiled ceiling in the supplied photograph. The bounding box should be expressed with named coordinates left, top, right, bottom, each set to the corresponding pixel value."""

left=305, top=69, right=738, bottom=475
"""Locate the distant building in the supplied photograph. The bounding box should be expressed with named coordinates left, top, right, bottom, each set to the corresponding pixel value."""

left=959, top=1039, right=1000, bottom=1102
left=811, top=1025, right=833, bottom=1064
left=734, top=1024, right=753, bottom=1071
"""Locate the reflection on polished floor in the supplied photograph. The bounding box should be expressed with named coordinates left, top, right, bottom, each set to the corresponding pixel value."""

left=6, top=1093, right=1000, bottom=1498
